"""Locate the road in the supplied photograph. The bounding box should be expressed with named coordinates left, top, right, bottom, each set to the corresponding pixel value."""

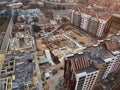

left=1, top=17, right=13, bottom=51
left=31, top=25, right=44, bottom=90
left=41, top=25, right=61, bottom=39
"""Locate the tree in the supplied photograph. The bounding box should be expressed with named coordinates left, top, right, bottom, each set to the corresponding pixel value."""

left=32, top=24, right=41, bottom=33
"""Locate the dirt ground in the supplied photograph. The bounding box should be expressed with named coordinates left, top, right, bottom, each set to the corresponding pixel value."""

left=110, top=22, right=120, bottom=34
left=46, top=69, right=64, bottom=90
left=109, top=17, right=120, bottom=34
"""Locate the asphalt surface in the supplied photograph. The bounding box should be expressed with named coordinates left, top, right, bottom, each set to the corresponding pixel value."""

left=1, top=17, right=13, bottom=51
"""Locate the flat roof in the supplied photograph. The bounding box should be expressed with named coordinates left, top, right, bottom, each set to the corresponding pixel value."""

left=14, top=51, right=34, bottom=89
left=76, top=65, right=98, bottom=74
left=97, top=13, right=111, bottom=21
left=96, top=58, right=105, bottom=64
left=67, top=53, right=85, bottom=59
left=87, top=45, right=114, bottom=60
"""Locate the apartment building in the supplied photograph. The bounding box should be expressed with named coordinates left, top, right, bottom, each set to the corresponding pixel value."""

left=87, top=44, right=117, bottom=79
left=102, top=36, right=120, bottom=79
left=0, top=50, right=42, bottom=90
left=64, top=53, right=100, bottom=90
left=64, top=34, right=120, bottom=89
left=70, top=7, right=112, bottom=39
left=91, top=39, right=120, bottom=79
left=0, top=77, right=12, bottom=90
left=70, top=8, right=81, bottom=28
left=0, top=56, right=15, bottom=78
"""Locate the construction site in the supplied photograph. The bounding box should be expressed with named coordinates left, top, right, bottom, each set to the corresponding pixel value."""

left=0, top=8, right=43, bottom=90
left=9, top=25, right=34, bottom=51
left=29, top=4, right=120, bottom=89
left=0, top=49, right=42, bottom=90
left=0, top=0, right=120, bottom=90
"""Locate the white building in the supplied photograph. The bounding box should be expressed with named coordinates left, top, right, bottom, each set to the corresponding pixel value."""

left=64, top=53, right=100, bottom=90
left=80, top=13, right=91, bottom=30
left=75, top=67, right=99, bottom=90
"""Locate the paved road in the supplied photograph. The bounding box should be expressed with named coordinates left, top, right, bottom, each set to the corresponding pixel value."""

left=31, top=26, right=44, bottom=90
left=1, top=17, right=13, bottom=51
left=41, top=24, right=62, bottom=39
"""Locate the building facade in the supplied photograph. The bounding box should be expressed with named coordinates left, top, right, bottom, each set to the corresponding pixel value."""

left=70, top=7, right=112, bottom=39
left=64, top=34, right=120, bottom=89
left=64, top=54, right=99, bottom=90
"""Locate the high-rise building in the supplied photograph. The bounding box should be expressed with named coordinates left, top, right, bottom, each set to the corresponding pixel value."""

left=70, top=7, right=112, bottom=39
left=64, top=53, right=100, bottom=90
left=87, top=44, right=116, bottom=79
left=70, top=7, right=81, bottom=28
left=102, top=39, right=120, bottom=79
left=64, top=34, right=120, bottom=89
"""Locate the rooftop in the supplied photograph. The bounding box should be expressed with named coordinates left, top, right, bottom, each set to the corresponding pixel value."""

left=76, top=65, right=98, bottom=74
left=70, top=54, right=90, bottom=71
left=9, top=28, right=34, bottom=50
left=96, top=58, right=105, bottom=64
left=13, top=52, right=34, bottom=89
left=105, top=40, right=119, bottom=51
left=72, top=6, right=112, bottom=21
left=0, top=56, right=15, bottom=78
left=0, top=77, right=12, bottom=90
left=87, top=45, right=114, bottom=60
left=67, top=53, right=98, bottom=74
left=15, top=9, right=41, bottom=15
